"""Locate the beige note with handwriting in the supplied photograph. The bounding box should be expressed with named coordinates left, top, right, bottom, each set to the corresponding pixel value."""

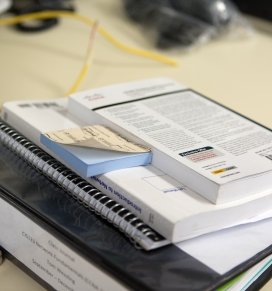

left=44, top=125, right=150, bottom=153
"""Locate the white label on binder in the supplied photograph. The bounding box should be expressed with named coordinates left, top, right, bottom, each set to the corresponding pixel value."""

left=44, top=125, right=150, bottom=153
left=0, top=197, right=127, bottom=291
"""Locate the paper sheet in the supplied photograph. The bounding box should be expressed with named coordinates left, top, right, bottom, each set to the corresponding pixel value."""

left=177, top=216, right=272, bottom=274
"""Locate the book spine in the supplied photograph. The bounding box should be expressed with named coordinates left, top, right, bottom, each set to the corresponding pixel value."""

left=89, top=175, right=175, bottom=241
left=0, top=193, right=127, bottom=291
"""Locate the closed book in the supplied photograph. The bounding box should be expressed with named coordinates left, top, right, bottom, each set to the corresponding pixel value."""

left=68, top=77, right=272, bottom=204
left=3, top=99, right=272, bottom=243
left=1, top=138, right=272, bottom=291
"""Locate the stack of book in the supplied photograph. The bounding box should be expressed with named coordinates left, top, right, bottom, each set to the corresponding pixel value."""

left=1, top=77, right=272, bottom=290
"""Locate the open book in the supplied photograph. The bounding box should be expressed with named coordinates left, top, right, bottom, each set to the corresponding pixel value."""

left=3, top=98, right=272, bottom=243
left=68, top=78, right=272, bottom=204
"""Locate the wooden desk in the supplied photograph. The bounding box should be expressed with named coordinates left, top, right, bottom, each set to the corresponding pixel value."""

left=0, top=0, right=272, bottom=289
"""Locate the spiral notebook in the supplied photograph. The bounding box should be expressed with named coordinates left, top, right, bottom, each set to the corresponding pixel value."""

left=0, top=119, right=168, bottom=251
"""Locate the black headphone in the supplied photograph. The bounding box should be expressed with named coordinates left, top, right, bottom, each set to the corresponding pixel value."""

left=9, top=0, right=76, bottom=32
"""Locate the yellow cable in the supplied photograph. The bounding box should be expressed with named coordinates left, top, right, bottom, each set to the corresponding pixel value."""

left=68, top=63, right=90, bottom=94
left=67, top=21, right=99, bottom=94
left=0, top=11, right=177, bottom=66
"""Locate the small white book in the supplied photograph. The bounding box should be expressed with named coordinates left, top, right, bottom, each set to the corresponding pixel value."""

left=68, top=77, right=272, bottom=204
left=3, top=98, right=272, bottom=243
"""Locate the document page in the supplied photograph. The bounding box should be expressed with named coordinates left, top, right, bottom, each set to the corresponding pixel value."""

left=177, top=215, right=272, bottom=274
left=94, top=90, right=272, bottom=184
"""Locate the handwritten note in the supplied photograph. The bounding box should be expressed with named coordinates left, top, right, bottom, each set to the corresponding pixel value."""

left=44, top=125, right=150, bottom=153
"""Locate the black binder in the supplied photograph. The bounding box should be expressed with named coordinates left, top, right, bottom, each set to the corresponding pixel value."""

left=0, top=121, right=272, bottom=290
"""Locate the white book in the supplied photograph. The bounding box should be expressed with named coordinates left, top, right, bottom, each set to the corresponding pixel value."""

left=3, top=98, right=272, bottom=243
left=68, top=77, right=272, bottom=204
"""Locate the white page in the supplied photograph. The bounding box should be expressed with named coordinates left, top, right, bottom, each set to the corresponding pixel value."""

left=229, top=254, right=272, bottom=291
left=177, top=216, right=272, bottom=274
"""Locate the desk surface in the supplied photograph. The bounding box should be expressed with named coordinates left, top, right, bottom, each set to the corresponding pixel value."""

left=0, top=0, right=272, bottom=289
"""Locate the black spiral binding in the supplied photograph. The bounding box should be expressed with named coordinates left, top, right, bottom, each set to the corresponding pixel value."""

left=0, top=120, right=169, bottom=250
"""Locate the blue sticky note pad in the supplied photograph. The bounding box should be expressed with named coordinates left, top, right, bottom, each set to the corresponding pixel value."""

left=40, top=134, right=152, bottom=177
